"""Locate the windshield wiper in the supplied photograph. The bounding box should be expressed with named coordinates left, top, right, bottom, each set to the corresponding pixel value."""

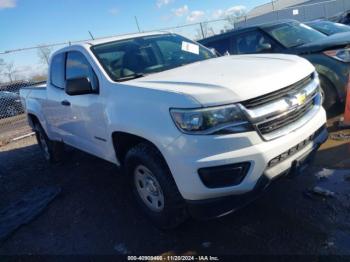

left=116, top=73, right=146, bottom=82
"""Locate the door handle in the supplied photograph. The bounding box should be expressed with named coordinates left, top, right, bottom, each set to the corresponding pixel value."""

left=61, top=100, right=71, bottom=106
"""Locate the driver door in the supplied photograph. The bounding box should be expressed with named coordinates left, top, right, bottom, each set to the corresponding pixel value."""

left=62, top=51, right=109, bottom=158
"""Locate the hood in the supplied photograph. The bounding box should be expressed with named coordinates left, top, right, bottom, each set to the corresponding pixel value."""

left=127, top=54, right=314, bottom=107
left=294, top=32, right=350, bottom=53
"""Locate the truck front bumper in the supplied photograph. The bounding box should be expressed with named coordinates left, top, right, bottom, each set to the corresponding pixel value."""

left=185, top=124, right=328, bottom=219
left=163, top=107, right=327, bottom=202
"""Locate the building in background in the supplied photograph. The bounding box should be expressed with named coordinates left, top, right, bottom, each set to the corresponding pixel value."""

left=236, top=0, right=350, bottom=28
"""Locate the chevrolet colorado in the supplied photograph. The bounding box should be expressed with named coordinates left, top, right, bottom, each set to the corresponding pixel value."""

left=20, top=32, right=328, bottom=228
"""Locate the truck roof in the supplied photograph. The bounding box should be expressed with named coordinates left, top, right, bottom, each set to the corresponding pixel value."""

left=52, top=31, right=171, bottom=57
left=84, top=31, right=169, bottom=46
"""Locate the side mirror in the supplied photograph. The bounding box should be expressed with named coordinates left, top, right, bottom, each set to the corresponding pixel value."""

left=260, top=42, right=272, bottom=51
left=209, top=48, right=221, bottom=57
left=66, top=77, right=94, bottom=96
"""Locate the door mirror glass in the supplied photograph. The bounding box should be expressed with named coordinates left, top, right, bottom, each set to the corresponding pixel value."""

left=260, top=42, right=272, bottom=51
left=66, top=77, right=94, bottom=96
left=209, top=48, right=215, bottom=55
left=209, top=48, right=223, bottom=57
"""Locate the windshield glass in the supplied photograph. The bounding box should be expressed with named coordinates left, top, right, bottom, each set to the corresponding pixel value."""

left=263, top=21, right=327, bottom=48
left=91, top=34, right=215, bottom=82
left=308, top=21, right=350, bottom=35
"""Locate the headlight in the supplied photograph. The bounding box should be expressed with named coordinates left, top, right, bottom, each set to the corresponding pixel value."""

left=324, top=48, right=350, bottom=62
left=170, top=104, right=252, bottom=135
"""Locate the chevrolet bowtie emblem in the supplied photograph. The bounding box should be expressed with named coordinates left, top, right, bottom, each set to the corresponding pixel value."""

left=286, top=91, right=307, bottom=107
left=295, top=92, right=307, bottom=106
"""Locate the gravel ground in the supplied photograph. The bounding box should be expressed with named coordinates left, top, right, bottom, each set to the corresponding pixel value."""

left=0, top=114, right=31, bottom=146
left=0, top=116, right=349, bottom=255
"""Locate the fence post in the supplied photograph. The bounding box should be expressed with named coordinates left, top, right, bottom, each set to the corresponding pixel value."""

left=199, top=22, right=205, bottom=39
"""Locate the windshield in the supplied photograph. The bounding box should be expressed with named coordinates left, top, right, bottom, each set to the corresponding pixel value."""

left=263, top=21, right=327, bottom=48
left=91, top=34, right=215, bottom=82
left=307, top=21, right=350, bottom=35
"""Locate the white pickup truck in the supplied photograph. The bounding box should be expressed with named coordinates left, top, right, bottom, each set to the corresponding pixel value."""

left=20, top=32, right=328, bottom=228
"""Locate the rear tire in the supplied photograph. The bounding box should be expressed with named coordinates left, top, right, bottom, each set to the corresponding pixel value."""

left=34, top=123, right=64, bottom=163
left=319, top=75, right=338, bottom=110
left=125, top=143, right=188, bottom=229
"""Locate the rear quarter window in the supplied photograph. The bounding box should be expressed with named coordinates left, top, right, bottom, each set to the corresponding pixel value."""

left=50, top=53, right=66, bottom=89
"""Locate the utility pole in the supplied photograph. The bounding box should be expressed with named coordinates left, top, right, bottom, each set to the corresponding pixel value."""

left=134, top=16, right=141, bottom=32
left=271, top=0, right=275, bottom=11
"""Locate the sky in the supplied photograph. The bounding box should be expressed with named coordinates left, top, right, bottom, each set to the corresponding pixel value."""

left=0, top=0, right=270, bottom=80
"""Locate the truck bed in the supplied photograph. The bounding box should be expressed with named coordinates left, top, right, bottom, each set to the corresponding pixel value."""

left=19, top=82, right=47, bottom=103
left=20, top=82, right=47, bottom=90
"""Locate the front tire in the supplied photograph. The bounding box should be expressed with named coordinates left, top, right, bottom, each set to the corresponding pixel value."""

left=125, top=143, right=188, bottom=229
left=34, top=123, right=64, bottom=163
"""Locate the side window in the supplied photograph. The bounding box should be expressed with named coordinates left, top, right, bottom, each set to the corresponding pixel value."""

left=50, top=53, right=65, bottom=89
left=66, top=51, right=98, bottom=91
left=233, top=31, right=275, bottom=54
left=205, top=38, right=230, bottom=56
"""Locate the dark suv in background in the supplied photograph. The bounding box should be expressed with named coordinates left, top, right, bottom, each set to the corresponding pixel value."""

left=305, top=20, right=350, bottom=36
left=333, top=10, right=350, bottom=25
left=199, top=20, right=350, bottom=110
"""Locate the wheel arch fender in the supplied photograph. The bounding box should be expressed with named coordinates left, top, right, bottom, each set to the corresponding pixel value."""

left=26, top=108, right=48, bottom=135
left=111, top=131, right=170, bottom=167
left=307, top=59, right=345, bottom=101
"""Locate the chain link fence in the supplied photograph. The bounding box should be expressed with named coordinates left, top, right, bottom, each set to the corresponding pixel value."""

left=0, top=81, right=44, bottom=146
left=153, top=19, right=234, bottom=40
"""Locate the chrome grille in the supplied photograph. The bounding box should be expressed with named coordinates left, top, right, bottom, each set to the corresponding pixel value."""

left=257, top=98, right=315, bottom=135
left=242, top=74, right=313, bottom=109
left=240, top=73, right=322, bottom=141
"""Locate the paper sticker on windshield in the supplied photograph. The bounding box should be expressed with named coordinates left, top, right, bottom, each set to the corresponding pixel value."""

left=182, top=41, right=199, bottom=55
left=292, top=9, right=299, bottom=15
